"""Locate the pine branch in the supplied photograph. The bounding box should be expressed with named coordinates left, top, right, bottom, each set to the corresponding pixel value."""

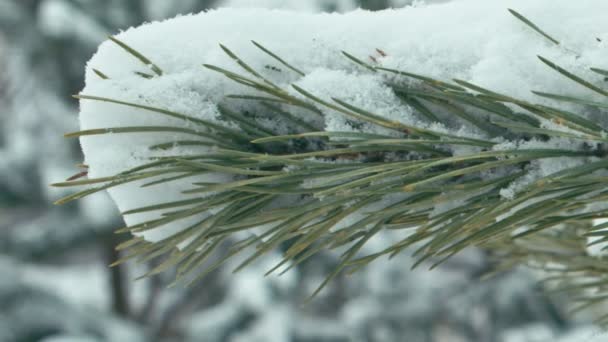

left=54, top=7, right=608, bottom=322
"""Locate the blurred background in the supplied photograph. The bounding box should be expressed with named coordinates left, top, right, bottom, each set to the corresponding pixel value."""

left=0, top=0, right=603, bottom=341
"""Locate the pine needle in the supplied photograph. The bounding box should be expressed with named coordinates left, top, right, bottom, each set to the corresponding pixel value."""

left=108, top=36, right=163, bottom=76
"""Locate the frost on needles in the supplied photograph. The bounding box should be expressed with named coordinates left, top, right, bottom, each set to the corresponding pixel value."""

left=55, top=0, right=608, bottom=320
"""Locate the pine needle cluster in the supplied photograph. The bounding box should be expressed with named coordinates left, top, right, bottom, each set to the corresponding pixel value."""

left=55, top=9, right=608, bottom=321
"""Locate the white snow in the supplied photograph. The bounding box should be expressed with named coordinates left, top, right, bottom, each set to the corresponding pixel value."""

left=38, top=0, right=106, bottom=42
left=219, top=0, right=358, bottom=12
left=291, top=69, right=422, bottom=136
left=217, top=0, right=451, bottom=13
left=77, top=0, right=608, bottom=243
left=494, top=138, right=597, bottom=200
left=40, top=336, right=99, bottom=342
left=588, top=218, right=608, bottom=256
left=79, top=192, right=121, bottom=227
left=20, top=261, right=110, bottom=311
left=500, top=324, right=554, bottom=342
left=500, top=324, right=608, bottom=342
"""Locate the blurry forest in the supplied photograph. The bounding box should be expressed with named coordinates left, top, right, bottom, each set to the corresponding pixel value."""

left=0, top=1, right=603, bottom=341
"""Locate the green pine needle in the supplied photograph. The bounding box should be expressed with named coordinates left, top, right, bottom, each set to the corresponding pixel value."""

left=108, top=36, right=163, bottom=76
left=54, top=9, right=608, bottom=319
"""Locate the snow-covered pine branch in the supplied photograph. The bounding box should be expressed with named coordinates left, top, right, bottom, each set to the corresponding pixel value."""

left=55, top=0, right=608, bottom=319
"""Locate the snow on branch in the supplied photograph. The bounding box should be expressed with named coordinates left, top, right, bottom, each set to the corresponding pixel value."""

left=54, top=0, right=608, bottom=316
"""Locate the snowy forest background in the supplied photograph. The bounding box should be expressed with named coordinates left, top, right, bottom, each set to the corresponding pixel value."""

left=0, top=0, right=605, bottom=341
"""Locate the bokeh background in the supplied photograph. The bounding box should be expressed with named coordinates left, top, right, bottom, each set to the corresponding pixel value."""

left=0, top=0, right=604, bottom=341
